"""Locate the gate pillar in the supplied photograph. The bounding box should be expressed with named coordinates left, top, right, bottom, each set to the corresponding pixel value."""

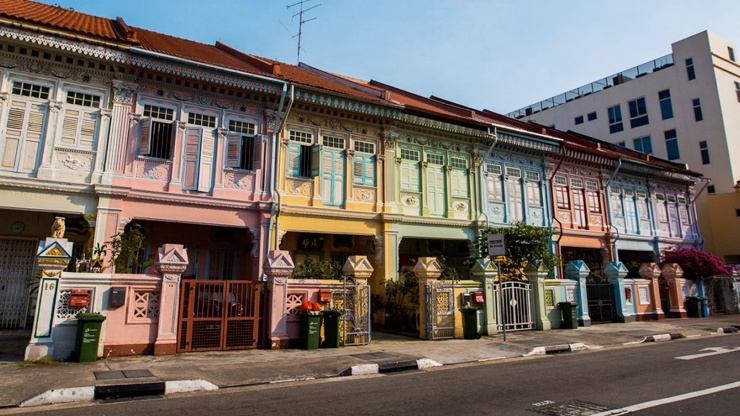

left=564, top=261, right=591, bottom=327
left=662, top=263, right=687, bottom=318
left=414, top=257, right=442, bottom=340
left=263, top=250, right=295, bottom=349
left=25, top=237, right=73, bottom=360
left=638, top=263, right=664, bottom=320
left=525, top=261, right=551, bottom=331
left=342, top=256, right=374, bottom=345
left=604, top=262, right=631, bottom=323
left=470, top=258, right=498, bottom=335
left=154, top=244, right=188, bottom=355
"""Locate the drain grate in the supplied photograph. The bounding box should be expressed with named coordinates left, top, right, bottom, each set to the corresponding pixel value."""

left=350, top=352, right=398, bottom=361
left=527, top=400, right=611, bottom=415
left=94, top=369, right=154, bottom=380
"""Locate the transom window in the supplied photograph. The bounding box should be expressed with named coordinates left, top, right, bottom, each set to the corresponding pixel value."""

left=66, top=91, right=100, bottom=108
left=322, top=135, right=345, bottom=149
left=400, top=148, right=419, bottom=161
left=427, top=153, right=444, bottom=165
left=143, top=104, right=174, bottom=120
left=354, top=141, right=374, bottom=154
left=623, top=189, right=635, bottom=196
left=677, top=196, right=686, bottom=204
left=610, top=186, right=621, bottom=194
left=12, top=81, right=49, bottom=99
left=289, top=130, right=313, bottom=144
left=450, top=156, right=467, bottom=169
left=525, top=171, right=540, bottom=181
left=554, top=175, right=567, bottom=186
left=636, top=191, right=647, bottom=199
left=188, top=112, right=216, bottom=128
left=486, top=163, right=502, bottom=175
left=571, top=178, right=583, bottom=188
left=655, top=193, right=665, bottom=201
left=506, top=167, right=521, bottom=177
left=667, top=195, right=676, bottom=203
left=586, top=181, right=598, bottom=191
left=229, top=119, right=256, bottom=135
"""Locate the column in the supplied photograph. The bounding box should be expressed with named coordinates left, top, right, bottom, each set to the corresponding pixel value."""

left=662, top=263, right=686, bottom=318
left=263, top=250, right=295, bottom=349
left=25, top=236, right=74, bottom=360
left=469, top=258, right=498, bottom=335
left=564, top=260, right=591, bottom=327
left=604, top=261, right=631, bottom=323
left=153, top=244, right=189, bottom=355
left=638, top=262, right=664, bottom=320
left=525, top=261, right=551, bottom=330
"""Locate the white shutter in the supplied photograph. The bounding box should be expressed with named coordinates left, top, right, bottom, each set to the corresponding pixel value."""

left=60, top=108, right=79, bottom=146
left=59, top=108, right=98, bottom=149
left=451, top=169, right=468, bottom=198
left=2, top=99, right=46, bottom=172
left=198, top=130, right=214, bottom=192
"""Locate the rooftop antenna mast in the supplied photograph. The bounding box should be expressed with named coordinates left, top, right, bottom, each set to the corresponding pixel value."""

left=287, top=0, right=320, bottom=63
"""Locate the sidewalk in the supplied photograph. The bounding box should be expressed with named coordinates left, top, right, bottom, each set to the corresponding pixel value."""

left=1, top=316, right=738, bottom=409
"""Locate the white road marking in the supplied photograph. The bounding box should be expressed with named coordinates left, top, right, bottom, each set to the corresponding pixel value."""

left=591, top=381, right=740, bottom=416
left=675, top=346, right=740, bottom=360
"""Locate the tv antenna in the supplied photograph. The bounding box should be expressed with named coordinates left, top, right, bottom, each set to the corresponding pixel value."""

left=287, top=0, right=320, bottom=63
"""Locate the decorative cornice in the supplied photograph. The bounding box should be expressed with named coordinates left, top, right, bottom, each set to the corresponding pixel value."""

left=294, top=89, right=398, bottom=118
left=280, top=205, right=380, bottom=221
left=0, top=26, right=128, bottom=63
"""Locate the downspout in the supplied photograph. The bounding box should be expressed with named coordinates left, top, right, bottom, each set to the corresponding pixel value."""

left=269, top=84, right=295, bottom=251
left=604, top=159, right=622, bottom=262
left=548, top=146, right=567, bottom=273
left=478, top=127, right=498, bottom=231
left=690, top=176, right=711, bottom=249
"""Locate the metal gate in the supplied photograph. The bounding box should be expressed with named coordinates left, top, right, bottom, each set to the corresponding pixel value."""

left=178, top=280, right=264, bottom=352
left=331, top=276, right=371, bottom=346
left=587, top=283, right=615, bottom=323
left=493, top=281, right=534, bottom=331
left=424, top=280, right=455, bottom=339
left=0, top=237, right=38, bottom=329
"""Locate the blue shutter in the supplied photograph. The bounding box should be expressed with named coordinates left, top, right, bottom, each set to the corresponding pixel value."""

left=287, top=143, right=301, bottom=177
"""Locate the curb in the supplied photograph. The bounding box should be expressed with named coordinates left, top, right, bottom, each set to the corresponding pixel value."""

left=525, top=342, right=591, bottom=356
left=341, top=358, right=442, bottom=376
left=641, top=333, right=685, bottom=343
left=20, top=379, right=217, bottom=408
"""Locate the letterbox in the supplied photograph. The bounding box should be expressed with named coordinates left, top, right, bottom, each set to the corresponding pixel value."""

left=472, top=291, right=485, bottom=303
left=69, top=289, right=90, bottom=308
left=109, top=287, right=126, bottom=308
left=318, top=289, right=332, bottom=303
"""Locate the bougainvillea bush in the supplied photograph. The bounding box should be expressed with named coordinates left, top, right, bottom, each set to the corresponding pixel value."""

left=661, top=247, right=730, bottom=280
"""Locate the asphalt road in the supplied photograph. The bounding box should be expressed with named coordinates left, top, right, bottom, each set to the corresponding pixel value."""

left=8, top=335, right=740, bottom=415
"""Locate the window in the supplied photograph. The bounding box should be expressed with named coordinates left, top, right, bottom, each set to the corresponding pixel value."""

left=729, top=46, right=736, bottom=62
left=686, top=58, right=696, bottom=80
left=425, top=152, right=446, bottom=216
left=658, top=89, right=673, bottom=120
left=692, top=98, right=703, bottom=121
left=699, top=141, right=710, bottom=165
left=322, top=135, right=345, bottom=149
left=60, top=90, right=101, bottom=149
left=485, top=163, right=503, bottom=203
left=707, top=185, right=715, bottom=194
left=633, top=136, right=652, bottom=154
left=400, top=148, right=420, bottom=192
left=570, top=178, right=587, bottom=227
left=320, top=136, right=346, bottom=206
left=140, top=104, right=175, bottom=159
left=736, top=209, right=740, bottom=217
left=12, top=81, right=49, bottom=99
left=586, top=181, right=601, bottom=213
left=226, top=120, right=258, bottom=170
left=2, top=82, right=48, bottom=172
left=608, top=105, right=623, bottom=134
left=574, top=115, right=584, bottom=125
left=187, top=112, right=216, bottom=128
left=353, top=141, right=375, bottom=186
left=610, top=186, right=623, bottom=216
left=664, top=129, right=680, bottom=160
left=617, top=141, right=626, bottom=147
left=587, top=112, right=597, bottom=121
left=628, top=97, right=649, bottom=128
left=735, top=82, right=740, bottom=102
left=450, top=156, right=468, bottom=198
left=554, top=175, right=569, bottom=209
left=287, top=130, right=318, bottom=178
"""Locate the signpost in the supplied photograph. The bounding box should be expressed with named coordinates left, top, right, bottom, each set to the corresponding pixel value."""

left=487, top=234, right=508, bottom=341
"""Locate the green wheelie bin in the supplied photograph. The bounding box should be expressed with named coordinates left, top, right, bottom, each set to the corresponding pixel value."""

left=75, top=313, right=106, bottom=362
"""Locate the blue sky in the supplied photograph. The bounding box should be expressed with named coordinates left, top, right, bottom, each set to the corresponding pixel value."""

left=41, top=0, right=740, bottom=114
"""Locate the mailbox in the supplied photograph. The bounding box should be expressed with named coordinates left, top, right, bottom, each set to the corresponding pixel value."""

left=109, top=287, right=126, bottom=308
left=69, top=289, right=90, bottom=308
left=472, top=291, right=485, bottom=303
left=318, top=289, right=332, bottom=303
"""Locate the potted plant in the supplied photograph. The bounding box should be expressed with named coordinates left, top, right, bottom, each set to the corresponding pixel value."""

left=299, top=299, right=323, bottom=350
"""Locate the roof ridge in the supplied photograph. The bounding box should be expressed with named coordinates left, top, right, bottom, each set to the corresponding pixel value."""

left=214, top=41, right=282, bottom=76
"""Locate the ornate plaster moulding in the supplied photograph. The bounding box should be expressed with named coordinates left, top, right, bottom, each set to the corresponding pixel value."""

left=0, top=25, right=129, bottom=63
left=280, top=205, right=379, bottom=221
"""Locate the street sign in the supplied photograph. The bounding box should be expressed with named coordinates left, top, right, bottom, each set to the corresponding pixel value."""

left=487, top=234, right=507, bottom=257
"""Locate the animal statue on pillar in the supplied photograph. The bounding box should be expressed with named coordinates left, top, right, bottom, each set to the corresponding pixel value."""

left=51, top=217, right=66, bottom=239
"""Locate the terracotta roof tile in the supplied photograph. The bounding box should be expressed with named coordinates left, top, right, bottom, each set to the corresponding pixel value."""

left=0, top=0, right=124, bottom=41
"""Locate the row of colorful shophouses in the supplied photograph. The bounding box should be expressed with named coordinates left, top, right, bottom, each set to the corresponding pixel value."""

left=0, top=1, right=730, bottom=361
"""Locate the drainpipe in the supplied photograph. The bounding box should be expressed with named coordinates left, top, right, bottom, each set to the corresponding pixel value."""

left=269, top=84, right=295, bottom=251
left=478, top=127, right=498, bottom=230
left=690, top=177, right=710, bottom=250
left=604, top=159, right=622, bottom=262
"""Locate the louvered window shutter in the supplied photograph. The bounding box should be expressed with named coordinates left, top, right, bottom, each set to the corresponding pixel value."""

left=198, top=130, right=215, bottom=192
left=252, top=135, right=263, bottom=170
left=310, top=144, right=322, bottom=177
left=182, top=127, right=202, bottom=190
left=287, top=143, right=300, bottom=177
left=226, top=132, right=241, bottom=168
left=139, top=118, right=152, bottom=156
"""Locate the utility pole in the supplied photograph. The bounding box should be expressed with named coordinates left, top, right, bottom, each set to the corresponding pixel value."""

left=287, top=0, right=321, bottom=63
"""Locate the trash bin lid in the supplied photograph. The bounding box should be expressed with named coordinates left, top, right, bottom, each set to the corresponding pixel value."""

left=77, top=313, right=106, bottom=321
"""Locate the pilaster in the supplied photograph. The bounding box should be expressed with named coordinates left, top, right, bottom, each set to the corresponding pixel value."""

left=153, top=244, right=189, bottom=355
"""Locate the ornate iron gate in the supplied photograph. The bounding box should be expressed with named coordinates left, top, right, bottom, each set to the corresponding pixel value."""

left=587, top=283, right=615, bottom=323
left=331, top=276, right=371, bottom=346
left=0, top=237, right=38, bottom=329
left=424, top=280, right=455, bottom=339
left=493, top=281, right=534, bottom=331
left=178, top=280, right=264, bottom=352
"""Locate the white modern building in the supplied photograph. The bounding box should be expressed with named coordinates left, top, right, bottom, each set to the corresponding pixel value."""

left=509, top=31, right=740, bottom=264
